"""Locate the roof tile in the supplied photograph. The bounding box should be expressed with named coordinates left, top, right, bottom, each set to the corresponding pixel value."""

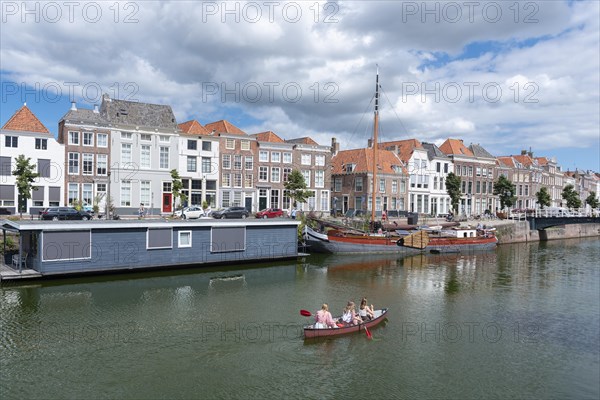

left=2, top=105, right=50, bottom=133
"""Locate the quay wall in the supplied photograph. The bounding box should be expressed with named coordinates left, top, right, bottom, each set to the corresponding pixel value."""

left=496, top=222, right=600, bottom=244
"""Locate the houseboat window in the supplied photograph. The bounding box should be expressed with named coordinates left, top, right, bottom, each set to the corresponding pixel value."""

left=147, top=228, right=173, bottom=249
left=178, top=231, right=192, bottom=248
left=42, top=230, right=91, bottom=261
left=210, top=227, right=246, bottom=253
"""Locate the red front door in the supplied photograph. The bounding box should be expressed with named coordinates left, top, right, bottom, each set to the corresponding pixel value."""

left=162, top=193, right=172, bottom=213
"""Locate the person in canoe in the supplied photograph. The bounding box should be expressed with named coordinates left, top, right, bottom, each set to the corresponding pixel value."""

left=341, top=301, right=362, bottom=326
left=314, top=304, right=337, bottom=329
left=358, top=297, right=375, bottom=321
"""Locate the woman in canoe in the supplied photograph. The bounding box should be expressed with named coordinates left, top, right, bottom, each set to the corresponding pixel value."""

left=314, top=304, right=337, bottom=329
left=341, top=301, right=362, bottom=326
left=358, top=297, right=375, bottom=321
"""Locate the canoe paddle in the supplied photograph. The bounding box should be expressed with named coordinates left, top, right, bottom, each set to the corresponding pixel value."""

left=300, top=309, right=312, bottom=317
left=364, top=325, right=372, bottom=339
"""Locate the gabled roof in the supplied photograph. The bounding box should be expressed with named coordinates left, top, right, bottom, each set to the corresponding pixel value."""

left=512, top=154, right=535, bottom=167
left=179, top=120, right=210, bottom=136
left=100, top=95, right=178, bottom=129
left=421, top=142, right=449, bottom=160
left=378, top=139, right=423, bottom=163
left=286, top=137, right=319, bottom=145
left=439, top=138, right=474, bottom=157
left=60, top=108, right=107, bottom=125
left=204, top=120, right=247, bottom=135
left=496, top=156, right=515, bottom=168
left=252, top=131, right=285, bottom=143
left=332, top=148, right=405, bottom=175
left=535, top=157, right=549, bottom=166
left=469, top=143, right=495, bottom=159
left=2, top=105, right=50, bottom=134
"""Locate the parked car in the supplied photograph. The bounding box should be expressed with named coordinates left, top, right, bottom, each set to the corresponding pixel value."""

left=174, top=207, right=188, bottom=218
left=0, top=207, right=11, bottom=215
left=82, top=203, right=94, bottom=213
left=212, top=207, right=249, bottom=219
left=40, top=207, right=93, bottom=221
left=182, top=206, right=208, bottom=219
left=255, top=208, right=284, bottom=219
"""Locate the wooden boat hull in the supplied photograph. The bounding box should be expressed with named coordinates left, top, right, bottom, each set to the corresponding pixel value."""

left=304, top=226, right=497, bottom=254
left=304, top=308, right=388, bottom=339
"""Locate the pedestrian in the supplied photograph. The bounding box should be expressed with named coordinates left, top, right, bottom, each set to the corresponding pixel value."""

left=139, top=203, right=145, bottom=218
left=291, top=208, right=297, bottom=219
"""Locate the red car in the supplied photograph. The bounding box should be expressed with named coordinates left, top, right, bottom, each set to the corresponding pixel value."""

left=255, top=208, right=285, bottom=219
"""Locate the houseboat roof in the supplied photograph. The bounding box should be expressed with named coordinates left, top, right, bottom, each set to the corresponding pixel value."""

left=0, top=219, right=300, bottom=232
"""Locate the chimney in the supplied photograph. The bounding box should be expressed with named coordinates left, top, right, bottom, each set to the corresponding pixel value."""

left=70, top=101, right=77, bottom=111
left=331, top=137, right=340, bottom=156
left=521, top=150, right=527, bottom=155
left=528, top=151, right=533, bottom=158
left=368, top=138, right=373, bottom=148
left=93, top=104, right=99, bottom=113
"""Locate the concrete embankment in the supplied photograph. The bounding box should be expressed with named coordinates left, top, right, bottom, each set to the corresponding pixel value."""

left=493, top=221, right=600, bottom=244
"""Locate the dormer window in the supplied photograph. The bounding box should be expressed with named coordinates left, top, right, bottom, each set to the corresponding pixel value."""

left=345, top=163, right=355, bottom=173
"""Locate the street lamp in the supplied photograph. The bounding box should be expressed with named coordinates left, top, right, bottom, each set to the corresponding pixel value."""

left=106, top=171, right=111, bottom=220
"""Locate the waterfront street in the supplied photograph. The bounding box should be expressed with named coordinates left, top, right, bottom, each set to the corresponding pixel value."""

left=1, top=238, right=598, bottom=399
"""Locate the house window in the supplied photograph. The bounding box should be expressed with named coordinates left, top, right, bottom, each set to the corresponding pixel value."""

left=379, top=178, right=385, bottom=193
left=245, top=156, right=253, bottom=170
left=400, top=180, right=406, bottom=193
left=233, top=155, right=242, bottom=170
left=355, top=177, right=363, bottom=192
left=436, top=162, right=441, bottom=172
left=140, top=180, right=151, bottom=206
left=159, top=147, right=169, bottom=169
left=444, top=163, right=449, bottom=173
left=462, top=166, right=467, bottom=176
left=163, top=182, right=172, bottom=192
left=226, top=138, right=235, bottom=149
left=392, top=180, right=398, bottom=193
left=433, top=177, right=438, bottom=190
left=82, top=183, right=93, bottom=205
left=202, top=157, right=212, bottom=174
left=202, top=141, right=212, bottom=151
left=315, top=170, right=324, bottom=188
left=482, top=168, right=487, bottom=177
left=345, top=163, right=355, bottom=172
left=159, top=135, right=170, bottom=143
left=259, top=166, right=268, bottom=181
left=320, top=190, right=330, bottom=211
left=315, top=155, right=325, bottom=166
left=241, top=140, right=250, bottom=150
left=245, top=173, right=253, bottom=188
left=259, top=150, right=269, bottom=162
left=97, top=154, right=107, bottom=175
left=178, top=231, right=192, bottom=248
left=140, top=134, right=151, bottom=142
left=334, top=178, right=342, bottom=192
left=68, top=131, right=79, bottom=145
left=83, top=153, right=94, bottom=175
left=476, top=167, right=481, bottom=176
left=283, top=167, right=292, bottom=182
left=271, top=152, right=281, bottom=163
left=97, top=183, right=106, bottom=195
left=302, top=170, right=311, bottom=186
left=271, top=167, right=281, bottom=183
left=271, top=189, right=280, bottom=208
left=83, top=132, right=94, bottom=146
left=222, top=192, right=230, bottom=207
left=222, top=173, right=231, bottom=187
left=141, top=145, right=151, bottom=169
left=187, top=156, right=197, bottom=172
left=68, top=152, right=79, bottom=174
left=301, top=154, right=311, bottom=165
left=35, top=138, right=47, bottom=150
left=121, top=132, right=132, bottom=140
left=121, top=143, right=132, bottom=164
left=97, top=133, right=108, bottom=147
left=222, top=154, right=231, bottom=169
left=121, top=180, right=131, bottom=206
left=468, top=166, right=473, bottom=176
left=476, top=181, right=481, bottom=194
left=68, top=183, right=79, bottom=205
left=187, top=140, right=197, bottom=150
left=283, top=152, right=292, bottom=163
left=234, top=173, right=242, bottom=188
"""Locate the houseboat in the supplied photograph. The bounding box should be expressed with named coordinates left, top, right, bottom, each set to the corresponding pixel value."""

left=1, top=219, right=300, bottom=280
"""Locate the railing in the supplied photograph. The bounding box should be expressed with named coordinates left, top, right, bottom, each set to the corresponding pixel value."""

left=506, top=207, right=600, bottom=220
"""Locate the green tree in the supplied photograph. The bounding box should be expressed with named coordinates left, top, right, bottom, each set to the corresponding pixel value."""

left=170, top=169, right=187, bottom=215
left=445, top=172, right=461, bottom=213
left=535, top=187, right=551, bottom=209
left=284, top=170, right=311, bottom=210
left=493, top=175, right=517, bottom=210
left=585, top=191, right=599, bottom=209
left=562, top=184, right=582, bottom=209
left=12, top=154, right=39, bottom=218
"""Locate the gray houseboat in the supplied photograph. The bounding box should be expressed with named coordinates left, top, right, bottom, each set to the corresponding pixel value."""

left=1, top=219, right=300, bottom=279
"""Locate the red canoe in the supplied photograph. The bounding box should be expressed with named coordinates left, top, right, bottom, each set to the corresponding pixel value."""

left=304, top=308, right=389, bottom=339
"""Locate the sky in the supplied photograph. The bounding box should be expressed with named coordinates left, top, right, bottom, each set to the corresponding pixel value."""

left=1, top=0, right=599, bottom=172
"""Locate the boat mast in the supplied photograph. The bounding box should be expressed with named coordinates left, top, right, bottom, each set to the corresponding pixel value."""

left=371, top=67, right=380, bottom=225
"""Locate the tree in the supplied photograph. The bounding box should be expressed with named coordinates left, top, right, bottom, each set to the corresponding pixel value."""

left=535, top=187, right=551, bottom=209
left=445, top=172, right=461, bottom=213
left=493, top=175, right=517, bottom=210
left=170, top=169, right=187, bottom=215
left=562, top=184, right=582, bottom=209
left=284, top=170, right=311, bottom=210
left=12, top=154, right=39, bottom=218
left=585, top=191, right=599, bottom=209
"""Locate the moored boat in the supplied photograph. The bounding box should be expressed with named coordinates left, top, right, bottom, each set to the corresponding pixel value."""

left=304, top=308, right=389, bottom=339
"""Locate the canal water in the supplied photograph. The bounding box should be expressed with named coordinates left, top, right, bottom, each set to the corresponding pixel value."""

left=1, top=238, right=599, bottom=399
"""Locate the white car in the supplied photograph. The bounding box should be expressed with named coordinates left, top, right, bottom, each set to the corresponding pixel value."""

left=182, top=206, right=207, bottom=219
left=174, top=207, right=188, bottom=218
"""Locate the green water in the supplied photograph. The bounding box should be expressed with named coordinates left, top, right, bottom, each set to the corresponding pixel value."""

left=1, top=238, right=599, bottom=399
